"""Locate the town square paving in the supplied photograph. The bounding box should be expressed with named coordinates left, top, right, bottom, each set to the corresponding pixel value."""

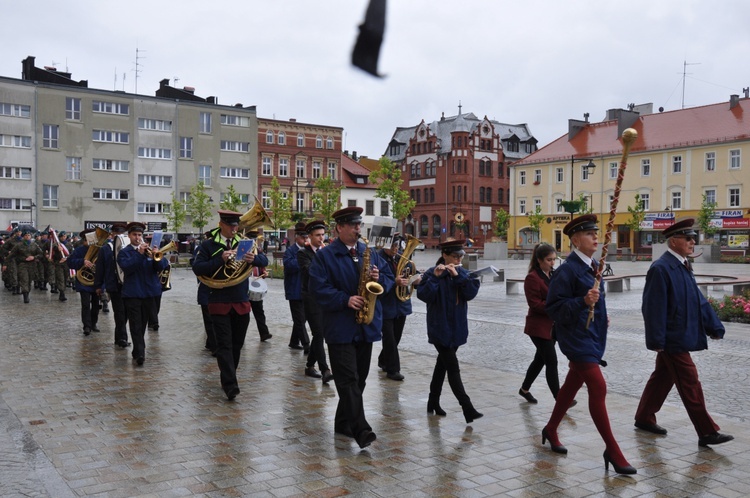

left=2, top=253, right=749, bottom=496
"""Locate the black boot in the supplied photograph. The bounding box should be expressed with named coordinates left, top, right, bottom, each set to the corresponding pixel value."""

left=13, top=286, right=20, bottom=295
left=59, top=291, right=67, bottom=302
left=462, top=403, right=483, bottom=424
left=23, top=292, right=30, bottom=304
left=50, top=285, right=58, bottom=294
left=427, top=394, right=447, bottom=416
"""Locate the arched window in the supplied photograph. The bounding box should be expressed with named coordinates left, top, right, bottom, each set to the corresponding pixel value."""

left=420, top=215, right=429, bottom=237
left=432, top=215, right=441, bottom=237
left=498, top=188, right=504, bottom=204
left=265, top=130, right=274, bottom=143
left=423, top=188, right=429, bottom=203
left=278, top=132, right=285, bottom=145
left=486, top=187, right=492, bottom=204
left=315, top=136, right=323, bottom=148
left=297, top=133, right=304, bottom=147
left=430, top=188, right=435, bottom=203
left=326, top=137, right=334, bottom=149
left=479, top=187, right=485, bottom=203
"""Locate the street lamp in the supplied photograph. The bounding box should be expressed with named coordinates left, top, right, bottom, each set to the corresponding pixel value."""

left=570, top=156, right=596, bottom=201
left=29, top=201, right=36, bottom=225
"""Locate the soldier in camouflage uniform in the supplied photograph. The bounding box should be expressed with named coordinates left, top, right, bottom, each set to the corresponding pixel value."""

left=6, top=228, right=43, bottom=303
left=1, top=228, right=22, bottom=294
left=49, top=231, right=71, bottom=301
left=36, top=230, right=51, bottom=290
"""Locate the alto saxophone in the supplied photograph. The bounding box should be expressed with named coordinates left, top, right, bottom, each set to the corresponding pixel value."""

left=355, top=237, right=384, bottom=325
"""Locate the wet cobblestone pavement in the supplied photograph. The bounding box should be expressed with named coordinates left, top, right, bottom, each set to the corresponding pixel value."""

left=2, top=254, right=750, bottom=497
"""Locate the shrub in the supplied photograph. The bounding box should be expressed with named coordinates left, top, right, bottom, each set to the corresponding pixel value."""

left=709, top=291, right=750, bottom=324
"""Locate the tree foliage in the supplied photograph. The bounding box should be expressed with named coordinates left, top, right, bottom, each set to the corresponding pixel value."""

left=165, top=192, right=186, bottom=233
left=312, top=174, right=343, bottom=229
left=369, top=156, right=415, bottom=225
left=697, top=192, right=719, bottom=240
left=268, top=176, right=293, bottom=232
left=186, top=181, right=214, bottom=236
left=527, top=206, right=546, bottom=234
left=625, top=193, right=646, bottom=232
left=494, top=208, right=510, bottom=240
left=219, top=184, right=246, bottom=212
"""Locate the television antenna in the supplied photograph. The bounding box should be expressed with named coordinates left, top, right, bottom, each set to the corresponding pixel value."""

left=681, top=60, right=700, bottom=109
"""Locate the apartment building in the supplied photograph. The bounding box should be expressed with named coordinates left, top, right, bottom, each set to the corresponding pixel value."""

left=511, top=96, right=750, bottom=255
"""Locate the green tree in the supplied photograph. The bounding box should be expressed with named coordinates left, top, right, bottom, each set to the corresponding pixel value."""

left=268, top=176, right=293, bottom=234
left=312, top=174, right=343, bottom=229
left=494, top=208, right=510, bottom=240
left=186, top=181, right=214, bottom=237
left=527, top=206, right=545, bottom=236
left=369, top=156, right=415, bottom=228
left=165, top=192, right=186, bottom=233
left=697, top=192, right=719, bottom=242
left=219, top=184, right=245, bottom=212
left=625, top=193, right=646, bottom=232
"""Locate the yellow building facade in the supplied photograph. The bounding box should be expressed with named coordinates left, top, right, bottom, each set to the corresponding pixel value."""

left=510, top=97, right=750, bottom=257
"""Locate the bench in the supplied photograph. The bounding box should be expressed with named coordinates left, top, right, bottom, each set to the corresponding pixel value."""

left=507, top=274, right=638, bottom=294
left=696, top=278, right=750, bottom=297
left=506, top=278, right=525, bottom=294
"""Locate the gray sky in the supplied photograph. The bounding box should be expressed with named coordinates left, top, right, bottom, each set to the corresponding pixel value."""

left=4, top=0, right=749, bottom=158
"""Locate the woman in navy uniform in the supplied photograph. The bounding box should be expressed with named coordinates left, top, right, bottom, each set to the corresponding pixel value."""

left=309, top=207, right=393, bottom=449
left=542, top=214, right=636, bottom=475
left=192, top=211, right=266, bottom=400
left=635, top=218, right=732, bottom=447
left=94, top=222, right=130, bottom=348
left=117, top=222, right=170, bottom=365
left=68, top=229, right=101, bottom=334
left=417, top=239, right=482, bottom=423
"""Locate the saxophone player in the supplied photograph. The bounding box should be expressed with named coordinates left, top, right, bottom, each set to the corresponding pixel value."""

left=309, top=207, right=394, bottom=449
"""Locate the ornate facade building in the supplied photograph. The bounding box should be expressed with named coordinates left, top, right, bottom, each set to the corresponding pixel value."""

left=384, top=109, right=537, bottom=248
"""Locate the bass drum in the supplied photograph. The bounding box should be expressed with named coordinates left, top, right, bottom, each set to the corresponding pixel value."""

left=248, top=278, right=268, bottom=301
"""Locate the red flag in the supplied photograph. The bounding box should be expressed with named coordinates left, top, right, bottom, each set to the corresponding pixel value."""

left=50, top=228, right=69, bottom=258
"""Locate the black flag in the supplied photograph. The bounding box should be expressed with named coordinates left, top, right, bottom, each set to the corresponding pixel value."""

left=352, top=0, right=386, bottom=77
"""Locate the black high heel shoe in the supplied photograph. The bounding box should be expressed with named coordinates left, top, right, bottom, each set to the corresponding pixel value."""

left=463, top=407, right=483, bottom=423
left=541, top=427, right=568, bottom=454
left=427, top=396, right=447, bottom=416
left=603, top=451, right=637, bottom=475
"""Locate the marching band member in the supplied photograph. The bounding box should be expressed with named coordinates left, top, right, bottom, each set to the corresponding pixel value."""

left=68, top=229, right=101, bottom=333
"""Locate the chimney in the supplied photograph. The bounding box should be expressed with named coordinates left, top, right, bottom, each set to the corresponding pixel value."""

left=159, top=78, right=170, bottom=89
left=568, top=118, right=588, bottom=141
left=744, top=87, right=749, bottom=99
left=730, top=94, right=740, bottom=109
left=183, top=86, right=195, bottom=94
left=344, top=150, right=349, bottom=157
left=352, top=151, right=358, bottom=161
left=289, top=118, right=296, bottom=122
left=206, top=96, right=217, bottom=104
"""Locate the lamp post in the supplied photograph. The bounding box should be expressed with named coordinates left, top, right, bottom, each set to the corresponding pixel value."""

left=29, top=201, right=36, bottom=226
left=305, top=180, right=314, bottom=216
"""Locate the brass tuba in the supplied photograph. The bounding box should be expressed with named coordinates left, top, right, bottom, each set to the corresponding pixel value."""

left=355, top=237, right=384, bottom=325
left=76, top=227, right=110, bottom=286
left=198, top=198, right=274, bottom=289
left=395, top=234, right=421, bottom=302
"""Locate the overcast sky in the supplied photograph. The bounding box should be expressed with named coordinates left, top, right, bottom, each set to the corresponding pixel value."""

left=4, top=1, right=750, bottom=158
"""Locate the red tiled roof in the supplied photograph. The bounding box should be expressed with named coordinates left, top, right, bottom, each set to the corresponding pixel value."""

left=515, top=98, right=750, bottom=165
left=341, top=153, right=373, bottom=189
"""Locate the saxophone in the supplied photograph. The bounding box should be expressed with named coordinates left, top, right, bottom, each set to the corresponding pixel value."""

left=355, top=237, right=384, bottom=325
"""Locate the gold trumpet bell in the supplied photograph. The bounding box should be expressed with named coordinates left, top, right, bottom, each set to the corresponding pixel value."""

left=239, top=198, right=274, bottom=233
left=152, top=240, right=178, bottom=261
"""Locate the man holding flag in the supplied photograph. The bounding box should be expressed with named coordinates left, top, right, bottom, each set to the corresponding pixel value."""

left=48, top=228, right=70, bottom=301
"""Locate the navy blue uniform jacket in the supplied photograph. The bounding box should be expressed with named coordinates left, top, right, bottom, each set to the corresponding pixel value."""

left=283, top=244, right=303, bottom=300
left=94, top=240, right=120, bottom=293
left=308, top=238, right=394, bottom=344
left=377, top=248, right=413, bottom=319
left=68, top=245, right=97, bottom=293
left=117, top=245, right=169, bottom=298
left=642, top=251, right=724, bottom=352
left=416, top=265, right=480, bottom=348
left=546, top=252, right=608, bottom=363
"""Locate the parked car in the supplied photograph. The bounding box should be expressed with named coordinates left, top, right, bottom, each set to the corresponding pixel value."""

left=416, top=242, right=426, bottom=251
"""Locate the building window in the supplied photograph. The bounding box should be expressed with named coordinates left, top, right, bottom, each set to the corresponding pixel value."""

left=65, top=97, right=81, bottom=120
left=519, top=198, right=526, bottom=214
left=486, top=187, right=491, bottom=204
left=365, top=200, right=374, bottom=215
left=138, top=174, right=172, bottom=187
left=519, top=171, right=526, bottom=186
left=220, top=167, right=249, bottom=179
left=705, top=152, right=716, bottom=172
left=705, top=189, right=716, bottom=205
left=432, top=215, right=441, bottom=237
left=297, top=133, right=304, bottom=147
left=0, top=166, right=31, bottom=180
left=730, top=149, right=741, bottom=169
left=312, top=161, right=321, bottom=179
left=534, top=198, right=542, bottom=211
left=347, top=199, right=357, bottom=207
left=93, top=159, right=129, bottom=172
left=609, top=162, right=618, bottom=180
left=641, top=158, right=650, bottom=177
left=278, top=132, right=286, bottom=145
left=92, top=101, right=129, bottom=115
left=179, top=137, right=193, bottom=159
left=199, top=165, right=211, bottom=186
left=380, top=201, right=389, bottom=216
left=582, top=165, right=592, bottom=181
left=66, top=157, right=82, bottom=181
left=92, top=130, right=129, bottom=143
left=261, top=190, right=270, bottom=209
left=220, top=114, right=249, bottom=127
left=729, top=187, right=741, bottom=207
left=426, top=160, right=436, bottom=176
left=0, top=102, right=31, bottom=118
left=220, top=140, right=249, bottom=152
left=138, top=118, right=172, bottom=131
left=410, top=163, right=417, bottom=178
left=498, top=188, right=504, bottom=204
left=137, top=202, right=168, bottom=214
left=222, top=192, right=250, bottom=205
left=556, top=167, right=563, bottom=183
left=326, top=137, right=334, bottom=149
left=327, top=162, right=336, bottom=179
left=262, top=157, right=272, bottom=176
left=479, top=187, right=485, bottom=203
left=138, top=147, right=172, bottom=159
left=199, top=112, right=212, bottom=134
left=316, top=136, right=323, bottom=148
left=555, top=197, right=563, bottom=213
left=534, top=169, right=541, bottom=184
left=43, top=124, right=59, bottom=148
left=266, top=130, right=274, bottom=143
left=93, top=188, right=129, bottom=200
left=672, top=155, right=682, bottom=174
left=671, top=191, right=682, bottom=210
left=296, top=160, right=305, bottom=178
left=0, top=135, right=31, bottom=148
left=43, top=184, right=58, bottom=208
left=278, top=158, right=289, bottom=177
left=640, top=193, right=650, bottom=211
left=0, top=198, right=32, bottom=210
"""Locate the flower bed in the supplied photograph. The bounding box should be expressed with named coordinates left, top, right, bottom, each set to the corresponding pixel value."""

left=709, top=291, right=750, bottom=324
